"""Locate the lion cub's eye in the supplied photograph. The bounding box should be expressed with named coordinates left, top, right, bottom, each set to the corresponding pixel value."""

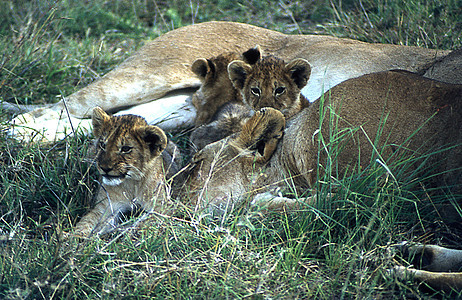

left=120, top=145, right=133, bottom=153
left=251, top=87, right=261, bottom=97
left=275, top=86, right=286, bottom=96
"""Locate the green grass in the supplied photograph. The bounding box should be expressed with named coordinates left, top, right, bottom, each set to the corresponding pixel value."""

left=1, top=0, right=462, bottom=298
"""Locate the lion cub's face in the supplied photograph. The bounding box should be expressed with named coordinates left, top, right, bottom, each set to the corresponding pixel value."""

left=228, top=54, right=311, bottom=118
left=191, top=47, right=262, bottom=125
left=92, top=107, right=167, bottom=186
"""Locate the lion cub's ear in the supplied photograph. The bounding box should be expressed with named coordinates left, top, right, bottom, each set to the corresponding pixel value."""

left=237, top=108, right=285, bottom=163
left=92, top=107, right=112, bottom=137
left=286, top=58, right=311, bottom=89
left=228, top=60, right=252, bottom=90
left=242, top=45, right=262, bottom=65
left=191, top=58, right=215, bottom=80
left=139, top=125, right=168, bottom=157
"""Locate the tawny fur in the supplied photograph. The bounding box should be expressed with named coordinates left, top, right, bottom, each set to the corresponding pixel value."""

left=191, top=52, right=243, bottom=126
left=189, top=103, right=252, bottom=153
left=181, top=108, right=285, bottom=214
left=8, top=21, right=452, bottom=143
left=74, top=107, right=181, bottom=236
left=181, top=70, right=462, bottom=214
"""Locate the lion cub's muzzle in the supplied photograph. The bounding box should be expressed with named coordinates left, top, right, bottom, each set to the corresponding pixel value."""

left=98, top=165, right=127, bottom=186
left=101, top=174, right=126, bottom=186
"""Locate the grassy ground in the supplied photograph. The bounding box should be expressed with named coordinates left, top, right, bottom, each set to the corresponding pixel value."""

left=1, top=0, right=461, bottom=298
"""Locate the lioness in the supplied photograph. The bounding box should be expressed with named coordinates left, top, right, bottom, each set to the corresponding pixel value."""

left=74, top=107, right=181, bottom=236
left=6, top=21, right=452, bottom=143
left=181, top=70, right=462, bottom=214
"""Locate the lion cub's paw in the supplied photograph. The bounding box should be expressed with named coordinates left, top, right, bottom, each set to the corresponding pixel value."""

left=240, top=107, right=285, bottom=162
left=244, top=107, right=285, bottom=139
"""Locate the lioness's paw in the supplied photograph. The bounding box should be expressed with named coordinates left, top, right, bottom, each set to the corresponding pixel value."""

left=8, top=108, right=92, bottom=143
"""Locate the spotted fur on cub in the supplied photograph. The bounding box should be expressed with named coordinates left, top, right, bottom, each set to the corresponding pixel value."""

left=74, top=107, right=181, bottom=236
left=228, top=49, right=311, bottom=118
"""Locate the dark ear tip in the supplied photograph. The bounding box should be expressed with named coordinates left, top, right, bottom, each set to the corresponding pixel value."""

left=287, top=59, right=311, bottom=89
left=144, top=126, right=168, bottom=155
left=242, top=45, right=262, bottom=65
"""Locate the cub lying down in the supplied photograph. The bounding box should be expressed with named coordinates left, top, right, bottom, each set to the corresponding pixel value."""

left=181, top=70, right=462, bottom=214
left=74, top=107, right=181, bottom=236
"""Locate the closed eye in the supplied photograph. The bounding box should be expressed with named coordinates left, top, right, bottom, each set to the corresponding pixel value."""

left=251, top=87, right=261, bottom=96
left=275, top=86, right=286, bottom=96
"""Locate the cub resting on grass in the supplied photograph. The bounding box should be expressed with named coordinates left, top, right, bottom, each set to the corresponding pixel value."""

left=74, top=107, right=181, bottom=236
left=6, top=21, right=452, bottom=143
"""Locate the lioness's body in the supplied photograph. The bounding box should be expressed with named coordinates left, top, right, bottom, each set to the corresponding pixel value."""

left=182, top=70, right=462, bottom=211
left=74, top=108, right=181, bottom=236
left=9, top=21, right=451, bottom=142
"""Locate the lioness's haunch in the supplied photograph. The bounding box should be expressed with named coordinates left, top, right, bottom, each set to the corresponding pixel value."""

left=181, top=70, right=462, bottom=214
left=74, top=107, right=181, bottom=236
left=7, top=21, right=453, bottom=143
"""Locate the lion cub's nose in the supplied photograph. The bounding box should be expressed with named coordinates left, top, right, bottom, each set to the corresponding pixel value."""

left=100, top=166, right=113, bottom=174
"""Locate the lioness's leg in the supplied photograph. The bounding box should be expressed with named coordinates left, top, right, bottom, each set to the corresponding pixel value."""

left=392, top=242, right=462, bottom=292
left=393, top=266, right=462, bottom=292
left=8, top=92, right=195, bottom=143
left=397, top=242, right=462, bottom=272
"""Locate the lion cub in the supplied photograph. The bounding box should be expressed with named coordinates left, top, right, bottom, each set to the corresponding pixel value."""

left=191, top=46, right=263, bottom=126
left=74, top=107, right=181, bottom=236
left=228, top=51, right=311, bottom=118
left=190, top=47, right=311, bottom=152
